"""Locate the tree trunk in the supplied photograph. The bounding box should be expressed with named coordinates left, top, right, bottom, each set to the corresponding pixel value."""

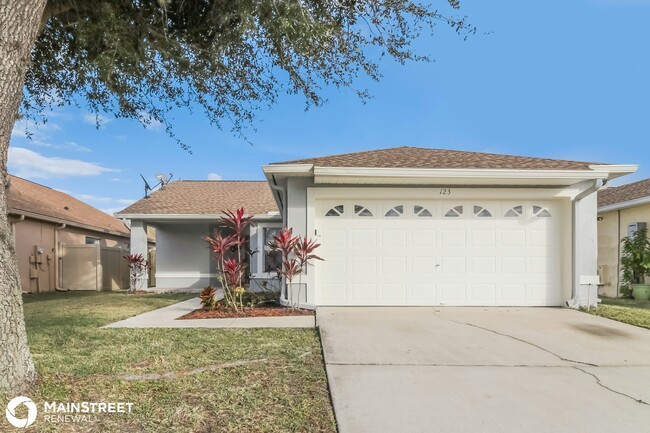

left=0, top=0, right=48, bottom=393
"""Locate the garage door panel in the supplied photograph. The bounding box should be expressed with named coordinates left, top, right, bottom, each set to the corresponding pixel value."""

left=411, top=256, right=438, bottom=273
left=351, top=229, right=377, bottom=247
left=470, top=284, right=497, bottom=303
left=441, top=229, right=466, bottom=246
left=441, top=257, right=466, bottom=274
left=380, top=284, right=408, bottom=302
left=321, top=255, right=347, bottom=276
left=410, top=229, right=436, bottom=246
left=471, top=257, right=496, bottom=274
left=499, top=284, right=527, bottom=303
left=321, top=283, right=348, bottom=303
left=441, top=283, right=467, bottom=303
left=471, top=229, right=497, bottom=247
left=501, top=257, right=527, bottom=274
left=501, top=230, right=527, bottom=247
left=321, top=228, right=347, bottom=246
left=349, top=283, right=377, bottom=302
left=350, top=256, right=377, bottom=273
left=381, top=256, right=407, bottom=273
left=411, top=283, right=437, bottom=302
left=381, top=229, right=407, bottom=247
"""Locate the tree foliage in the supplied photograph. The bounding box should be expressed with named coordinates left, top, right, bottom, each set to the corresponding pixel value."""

left=24, top=0, right=473, bottom=150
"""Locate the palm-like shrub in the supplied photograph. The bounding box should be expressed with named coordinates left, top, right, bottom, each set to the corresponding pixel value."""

left=203, top=207, right=252, bottom=311
left=621, top=229, right=650, bottom=297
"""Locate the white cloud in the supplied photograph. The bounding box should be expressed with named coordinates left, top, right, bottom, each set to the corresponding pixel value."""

left=116, top=198, right=136, bottom=205
left=100, top=207, right=124, bottom=216
left=11, top=119, right=90, bottom=152
left=11, top=119, right=60, bottom=141
left=83, top=113, right=112, bottom=127
left=8, top=147, right=117, bottom=179
left=76, top=193, right=114, bottom=203
left=207, top=172, right=222, bottom=180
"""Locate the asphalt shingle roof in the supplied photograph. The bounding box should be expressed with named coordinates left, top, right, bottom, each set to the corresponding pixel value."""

left=8, top=175, right=129, bottom=236
left=598, top=178, right=650, bottom=208
left=116, top=181, right=279, bottom=216
left=273, top=146, right=601, bottom=170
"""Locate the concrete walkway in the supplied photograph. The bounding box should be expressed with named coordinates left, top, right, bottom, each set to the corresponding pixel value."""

left=104, top=297, right=315, bottom=328
left=318, top=307, right=650, bottom=433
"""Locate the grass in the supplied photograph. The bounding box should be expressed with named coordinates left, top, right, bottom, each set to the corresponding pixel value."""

left=2, top=291, right=336, bottom=432
left=586, top=297, right=650, bottom=329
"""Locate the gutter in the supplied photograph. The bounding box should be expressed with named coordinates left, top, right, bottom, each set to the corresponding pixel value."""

left=568, top=179, right=604, bottom=308
left=598, top=195, right=650, bottom=214
left=54, top=223, right=67, bottom=291
left=268, top=176, right=286, bottom=222
left=8, top=209, right=129, bottom=239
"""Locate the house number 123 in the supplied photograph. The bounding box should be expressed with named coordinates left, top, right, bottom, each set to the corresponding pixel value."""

left=439, top=188, right=452, bottom=196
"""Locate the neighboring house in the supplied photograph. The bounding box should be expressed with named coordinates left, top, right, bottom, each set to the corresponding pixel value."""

left=8, top=175, right=132, bottom=292
left=597, top=178, right=650, bottom=298
left=118, top=146, right=635, bottom=308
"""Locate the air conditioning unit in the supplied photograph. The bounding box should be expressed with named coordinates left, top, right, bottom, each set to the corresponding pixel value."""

left=628, top=222, right=647, bottom=237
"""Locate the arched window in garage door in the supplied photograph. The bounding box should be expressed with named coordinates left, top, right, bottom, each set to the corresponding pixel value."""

left=533, top=206, right=552, bottom=218
left=385, top=205, right=404, bottom=217
left=473, top=206, right=493, bottom=218
left=444, top=206, right=464, bottom=218
left=325, top=205, right=344, bottom=217
left=413, top=205, right=433, bottom=217
left=504, top=205, right=523, bottom=218
left=354, top=205, right=373, bottom=217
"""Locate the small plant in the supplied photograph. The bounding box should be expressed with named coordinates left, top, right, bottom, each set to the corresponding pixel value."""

left=621, top=228, right=650, bottom=299
left=124, top=253, right=149, bottom=292
left=200, top=287, right=218, bottom=309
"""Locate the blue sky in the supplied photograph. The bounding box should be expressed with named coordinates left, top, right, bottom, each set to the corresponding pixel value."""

left=9, top=0, right=650, bottom=214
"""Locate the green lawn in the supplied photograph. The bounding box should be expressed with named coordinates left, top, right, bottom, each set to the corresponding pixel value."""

left=2, top=291, right=336, bottom=432
left=586, top=297, right=650, bottom=330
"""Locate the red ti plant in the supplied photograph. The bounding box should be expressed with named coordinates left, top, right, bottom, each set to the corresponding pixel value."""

left=293, top=236, right=324, bottom=307
left=124, top=253, right=149, bottom=292
left=269, top=229, right=323, bottom=309
left=203, top=207, right=251, bottom=311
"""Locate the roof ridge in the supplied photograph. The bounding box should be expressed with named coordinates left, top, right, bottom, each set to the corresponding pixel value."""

left=9, top=174, right=55, bottom=190
left=178, top=179, right=267, bottom=183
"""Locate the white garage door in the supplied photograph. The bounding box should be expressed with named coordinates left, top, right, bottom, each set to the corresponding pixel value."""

left=314, top=199, right=563, bottom=306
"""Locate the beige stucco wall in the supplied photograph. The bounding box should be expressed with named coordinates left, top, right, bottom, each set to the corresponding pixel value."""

left=10, top=215, right=130, bottom=292
left=597, top=203, right=650, bottom=297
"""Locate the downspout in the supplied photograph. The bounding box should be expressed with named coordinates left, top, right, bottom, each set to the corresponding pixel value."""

left=10, top=215, right=27, bottom=293
left=269, top=174, right=286, bottom=223
left=616, top=209, right=621, bottom=298
left=54, top=223, right=66, bottom=291
left=268, top=175, right=289, bottom=304
left=568, top=179, right=604, bottom=308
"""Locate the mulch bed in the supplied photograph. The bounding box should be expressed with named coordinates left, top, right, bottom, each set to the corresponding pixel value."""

left=179, top=305, right=314, bottom=319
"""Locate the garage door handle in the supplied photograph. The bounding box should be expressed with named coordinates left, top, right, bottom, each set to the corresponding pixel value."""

left=434, top=264, right=441, bottom=268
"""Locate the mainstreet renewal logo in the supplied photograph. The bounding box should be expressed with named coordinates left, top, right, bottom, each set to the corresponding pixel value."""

left=5, top=397, right=134, bottom=428
left=5, top=396, right=37, bottom=428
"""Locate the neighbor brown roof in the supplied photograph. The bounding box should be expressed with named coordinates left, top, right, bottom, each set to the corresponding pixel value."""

left=116, top=181, right=279, bottom=215
left=8, top=175, right=129, bottom=236
left=598, top=178, right=650, bottom=208
left=273, top=146, right=602, bottom=170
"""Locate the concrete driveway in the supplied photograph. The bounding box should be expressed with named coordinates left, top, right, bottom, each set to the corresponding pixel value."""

left=317, top=307, right=650, bottom=433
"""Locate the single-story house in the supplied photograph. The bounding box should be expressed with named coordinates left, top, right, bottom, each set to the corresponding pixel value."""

left=597, top=178, right=650, bottom=297
left=8, top=175, right=145, bottom=292
left=117, top=146, right=636, bottom=308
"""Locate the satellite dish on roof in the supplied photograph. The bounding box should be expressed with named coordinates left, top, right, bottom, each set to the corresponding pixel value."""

left=140, top=172, right=173, bottom=198
left=155, top=172, right=170, bottom=184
